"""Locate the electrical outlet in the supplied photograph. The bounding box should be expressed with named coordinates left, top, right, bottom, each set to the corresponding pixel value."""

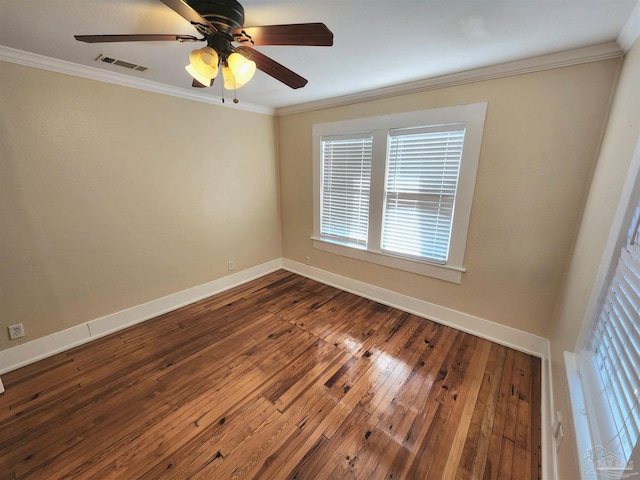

left=8, top=323, right=25, bottom=340
left=228, top=261, right=234, bottom=271
left=305, top=256, right=311, bottom=265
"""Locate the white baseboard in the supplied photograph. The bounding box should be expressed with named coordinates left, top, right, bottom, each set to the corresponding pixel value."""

left=282, top=259, right=556, bottom=479
left=545, top=343, right=558, bottom=480
left=0, top=258, right=557, bottom=477
left=0, top=259, right=282, bottom=375
left=282, top=259, right=549, bottom=357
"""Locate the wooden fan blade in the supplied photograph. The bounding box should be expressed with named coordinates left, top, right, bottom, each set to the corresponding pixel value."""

left=192, top=78, right=213, bottom=88
left=236, top=46, right=308, bottom=89
left=232, top=23, right=333, bottom=46
left=74, top=34, right=201, bottom=43
left=159, top=0, right=217, bottom=34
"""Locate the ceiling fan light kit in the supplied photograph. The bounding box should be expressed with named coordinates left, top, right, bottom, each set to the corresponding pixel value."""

left=74, top=0, right=333, bottom=99
left=184, top=41, right=256, bottom=91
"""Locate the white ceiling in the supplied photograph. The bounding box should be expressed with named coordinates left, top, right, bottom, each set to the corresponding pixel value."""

left=0, top=0, right=637, bottom=110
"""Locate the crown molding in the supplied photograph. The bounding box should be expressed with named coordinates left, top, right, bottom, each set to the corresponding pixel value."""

left=1, top=40, right=626, bottom=119
left=275, top=42, right=623, bottom=117
left=0, top=46, right=275, bottom=116
left=618, top=0, right=640, bottom=52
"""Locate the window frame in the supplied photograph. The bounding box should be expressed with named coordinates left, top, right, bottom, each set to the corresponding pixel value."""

left=312, top=102, right=487, bottom=283
left=566, top=135, right=640, bottom=479
left=577, top=176, right=640, bottom=475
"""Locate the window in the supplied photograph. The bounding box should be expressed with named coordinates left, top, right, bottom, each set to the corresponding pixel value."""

left=312, top=103, right=487, bottom=283
left=320, top=134, right=372, bottom=246
left=383, top=126, right=466, bottom=263
left=579, top=190, right=640, bottom=473
left=564, top=137, right=640, bottom=479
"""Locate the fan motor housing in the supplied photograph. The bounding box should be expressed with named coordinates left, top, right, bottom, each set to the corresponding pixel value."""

left=186, top=0, right=244, bottom=34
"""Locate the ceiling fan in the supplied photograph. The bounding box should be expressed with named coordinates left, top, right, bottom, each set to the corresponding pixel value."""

left=75, top=0, right=333, bottom=92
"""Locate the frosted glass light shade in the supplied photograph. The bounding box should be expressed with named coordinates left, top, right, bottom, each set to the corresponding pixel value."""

left=222, top=65, right=237, bottom=90
left=222, top=62, right=253, bottom=90
left=227, top=53, right=256, bottom=86
left=185, top=65, right=212, bottom=86
left=185, top=47, right=219, bottom=83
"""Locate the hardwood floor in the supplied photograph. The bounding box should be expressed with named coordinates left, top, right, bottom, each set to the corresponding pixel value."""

left=0, top=271, right=541, bottom=479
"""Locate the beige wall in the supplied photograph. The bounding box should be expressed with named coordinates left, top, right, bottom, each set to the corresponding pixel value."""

left=278, top=60, right=619, bottom=338
left=550, top=38, right=640, bottom=479
left=0, top=61, right=281, bottom=351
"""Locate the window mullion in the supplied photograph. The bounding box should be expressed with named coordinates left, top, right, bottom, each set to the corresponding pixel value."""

left=367, top=129, right=388, bottom=253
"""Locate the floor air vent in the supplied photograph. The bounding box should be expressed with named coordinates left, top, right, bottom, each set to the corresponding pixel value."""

left=96, top=54, right=149, bottom=72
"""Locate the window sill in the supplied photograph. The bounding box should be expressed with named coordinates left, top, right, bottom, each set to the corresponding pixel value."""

left=311, top=237, right=464, bottom=284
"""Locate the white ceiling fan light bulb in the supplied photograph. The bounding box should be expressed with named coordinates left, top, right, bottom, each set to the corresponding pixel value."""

left=188, top=47, right=219, bottom=80
left=227, top=52, right=256, bottom=86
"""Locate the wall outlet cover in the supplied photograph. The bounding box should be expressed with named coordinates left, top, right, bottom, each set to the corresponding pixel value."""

left=8, top=324, right=25, bottom=340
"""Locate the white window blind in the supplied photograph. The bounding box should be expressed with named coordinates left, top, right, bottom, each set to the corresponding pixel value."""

left=382, top=126, right=465, bottom=263
left=320, top=134, right=373, bottom=246
left=581, top=196, right=640, bottom=468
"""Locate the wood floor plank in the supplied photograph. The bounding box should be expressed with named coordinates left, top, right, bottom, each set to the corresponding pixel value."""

left=5, top=303, right=274, bottom=447
left=137, top=394, right=278, bottom=479
left=399, top=331, right=476, bottom=478
left=498, top=437, right=516, bottom=480
left=462, top=343, right=508, bottom=480
left=382, top=326, right=462, bottom=479
left=338, top=321, right=443, bottom=478
left=0, top=271, right=541, bottom=480
left=67, top=330, right=308, bottom=478
left=415, top=334, right=483, bottom=479
left=530, top=355, right=543, bottom=480
left=484, top=346, right=516, bottom=480
left=439, top=339, right=493, bottom=479
left=513, top=398, right=532, bottom=480
left=283, top=434, right=330, bottom=480
left=293, top=404, right=372, bottom=479
left=251, top=382, right=345, bottom=479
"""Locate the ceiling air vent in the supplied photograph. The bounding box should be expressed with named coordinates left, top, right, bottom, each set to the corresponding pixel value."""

left=95, top=54, right=149, bottom=72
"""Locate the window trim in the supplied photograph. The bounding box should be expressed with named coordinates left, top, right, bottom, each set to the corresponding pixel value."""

left=312, top=102, right=487, bottom=283
left=565, top=134, right=640, bottom=478
left=574, top=182, right=640, bottom=478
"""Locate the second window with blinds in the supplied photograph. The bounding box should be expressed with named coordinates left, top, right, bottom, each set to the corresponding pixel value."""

left=312, top=103, right=487, bottom=283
